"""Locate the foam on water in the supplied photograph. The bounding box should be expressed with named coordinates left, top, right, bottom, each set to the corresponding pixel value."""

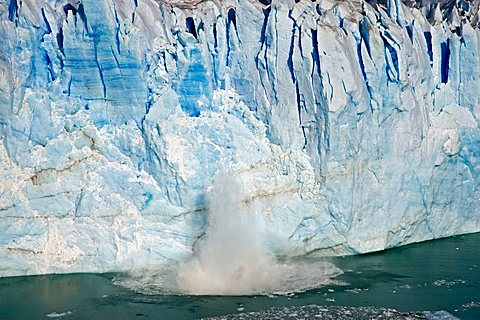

left=114, top=259, right=343, bottom=296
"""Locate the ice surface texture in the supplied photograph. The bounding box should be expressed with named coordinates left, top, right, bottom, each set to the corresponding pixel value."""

left=0, top=0, right=479, bottom=276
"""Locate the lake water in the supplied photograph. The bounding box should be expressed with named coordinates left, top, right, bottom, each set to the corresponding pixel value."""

left=0, top=233, right=479, bottom=319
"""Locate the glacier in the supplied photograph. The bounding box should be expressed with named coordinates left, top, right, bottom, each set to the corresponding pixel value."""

left=0, top=0, right=479, bottom=277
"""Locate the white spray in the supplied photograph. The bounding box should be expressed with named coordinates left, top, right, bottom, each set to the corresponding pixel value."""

left=175, top=171, right=342, bottom=295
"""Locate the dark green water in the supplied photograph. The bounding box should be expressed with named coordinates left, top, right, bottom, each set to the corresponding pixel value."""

left=1, top=233, right=479, bottom=319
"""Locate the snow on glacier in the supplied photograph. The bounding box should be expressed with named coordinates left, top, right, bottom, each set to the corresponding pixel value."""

left=0, top=0, right=479, bottom=277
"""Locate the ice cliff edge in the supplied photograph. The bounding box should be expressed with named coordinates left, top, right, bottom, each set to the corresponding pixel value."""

left=0, top=0, right=479, bottom=276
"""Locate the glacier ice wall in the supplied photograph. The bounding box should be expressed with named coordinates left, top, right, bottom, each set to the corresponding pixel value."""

left=0, top=0, right=479, bottom=276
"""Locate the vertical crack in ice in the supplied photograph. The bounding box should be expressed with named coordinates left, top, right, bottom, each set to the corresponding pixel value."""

left=381, top=33, right=400, bottom=82
left=357, top=34, right=375, bottom=112
left=40, top=9, right=56, bottom=82
left=44, top=52, right=55, bottom=82
left=440, top=38, right=451, bottom=84
left=213, top=22, right=218, bottom=50
left=259, top=6, right=271, bottom=50
left=359, top=18, right=372, bottom=59
left=8, top=0, right=18, bottom=23
left=132, top=0, right=138, bottom=23
left=210, top=23, right=219, bottom=88
left=226, top=8, right=237, bottom=66
left=110, top=46, right=121, bottom=71
left=296, top=83, right=308, bottom=149
left=186, top=17, right=198, bottom=39
left=110, top=0, right=122, bottom=54
left=67, top=75, right=72, bottom=96
left=424, top=31, right=434, bottom=65
left=272, top=7, right=279, bottom=101
left=41, top=8, right=52, bottom=33
left=77, top=4, right=90, bottom=34
left=287, top=10, right=296, bottom=84
left=255, top=6, right=272, bottom=108
left=310, top=29, right=321, bottom=85
left=287, top=9, right=307, bottom=148
left=458, top=37, right=466, bottom=106
left=57, top=28, right=65, bottom=56
left=406, top=23, right=414, bottom=43
left=93, top=35, right=107, bottom=98
left=310, top=27, right=330, bottom=167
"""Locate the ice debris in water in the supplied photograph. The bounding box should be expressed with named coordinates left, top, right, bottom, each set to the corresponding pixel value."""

left=200, top=305, right=460, bottom=320
left=46, top=311, right=74, bottom=318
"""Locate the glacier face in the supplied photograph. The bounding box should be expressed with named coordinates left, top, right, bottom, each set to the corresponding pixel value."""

left=0, top=0, right=479, bottom=277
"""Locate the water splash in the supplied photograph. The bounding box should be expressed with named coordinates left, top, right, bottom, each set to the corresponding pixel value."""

left=176, top=171, right=283, bottom=295
left=175, top=171, right=341, bottom=295
left=115, top=172, right=342, bottom=296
